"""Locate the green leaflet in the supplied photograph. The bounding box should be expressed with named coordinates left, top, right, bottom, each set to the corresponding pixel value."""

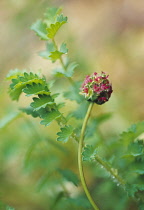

left=65, top=62, right=78, bottom=77
left=23, top=83, right=50, bottom=96
left=49, top=50, right=64, bottom=62
left=64, top=81, right=84, bottom=103
left=30, top=95, right=55, bottom=111
left=47, top=14, right=67, bottom=39
left=30, top=20, right=48, bottom=40
left=57, top=125, right=74, bottom=143
left=72, top=101, right=89, bottom=119
left=53, top=62, right=78, bottom=78
left=20, top=107, right=39, bottom=118
left=82, top=145, right=97, bottom=161
left=40, top=109, right=61, bottom=126
left=44, top=7, right=62, bottom=24
left=58, top=169, right=79, bottom=187
left=9, top=72, right=46, bottom=101
left=60, top=43, right=68, bottom=54
left=39, top=42, right=55, bottom=59
left=6, top=69, right=25, bottom=80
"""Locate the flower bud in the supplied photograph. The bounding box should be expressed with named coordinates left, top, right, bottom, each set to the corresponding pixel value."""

left=80, top=72, right=113, bottom=105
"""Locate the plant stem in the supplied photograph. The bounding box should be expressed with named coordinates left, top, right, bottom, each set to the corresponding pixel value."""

left=78, top=102, right=99, bottom=210
left=95, top=155, right=125, bottom=186
left=52, top=38, right=74, bottom=86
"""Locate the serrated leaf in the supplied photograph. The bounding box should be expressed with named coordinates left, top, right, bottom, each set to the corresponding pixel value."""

left=23, top=83, right=50, bottom=96
left=9, top=72, right=46, bottom=101
left=40, top=109, right=61, bottom=126
left=38, top=42, right=55, bottom=59
left=51, top=93, right=60, bottom=99
left=60, top=43, right=68, bottom=54
left=57, top=125, right=73, bottom=143
left=58, top=169, right=79, bottom=186
left=82, top=145, right=97, bottom=161
left=31, top=20, right=48, bottom=40
left=120, top=121, right=144, bottom=146
left=53, top=67, right=65, bottom=77
left=65, top=62, right=78, bottom=77
left=64, top=81, right=84, bottom=103
left=6, top=69, right=24, bottom=80
left=57, top=102, right=65, bottom=109
left=56, top=14, right=67, bottom=23
left=44, top=7, right=62, bottom=23
left=49, top=50, right=64, bottom=62
left=30, top=95, right=55, bottom=111
left=72, top=101, right=89, bottom=119
left=19, top=107, right=39, bottom=118
left=47, top=15, right=67, bottom=39
left=67, top=196, right=91, bottom=209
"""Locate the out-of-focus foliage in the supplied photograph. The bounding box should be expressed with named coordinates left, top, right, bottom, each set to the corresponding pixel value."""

left=1, top=0, right=144, bottom=210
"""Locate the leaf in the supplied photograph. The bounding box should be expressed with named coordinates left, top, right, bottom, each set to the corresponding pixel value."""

left=19, top=107, right=39, bottom=118
left=6, top=69, right=24, bottom=80
left=58, top=169, right=79, bottom=186
left=56, top=14, right=67, bottom=23
left=30, top=20, right=48, bottom=40
left=65, top=62, right=78, bottom=77
left=47, top=14, right=67, bottom=39
left=49, top=50, right=64, bottom=62
left=64, top=81, right=84, bottom=103
left=60, top=43, right=68, bottom=54
left=38, top=42, right=55, bottom=59
left=72, top=101, right=89, bottom=119
left=9, top=72, right=46, bottom=101
left=57, top=102, right=65, bottom=109
left=67, top=196, right=91, bottom=209
left=53, top=67, right=65, bottom=77
left=51, top=93, right=60, bottom=99
left=57, top=125, right=73, bottom=143
left=23, top=83, right=50, bottom=96
left=0, top=112, right=21, bottom=129
left=82, top=145, right=97, bottom=161
left=120, top=121, right=144, bottom=147
left=40, top=109, right=61, bottom=126
left=44, top=7, right=62, bottom=23
left=30, top=95, right=55, bottom=111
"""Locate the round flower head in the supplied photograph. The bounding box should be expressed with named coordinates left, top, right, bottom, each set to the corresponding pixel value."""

left=80, top=71, right=113, bottom=105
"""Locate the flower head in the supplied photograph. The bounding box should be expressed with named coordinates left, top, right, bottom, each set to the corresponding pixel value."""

left=80, top=71, right=113, bottom=105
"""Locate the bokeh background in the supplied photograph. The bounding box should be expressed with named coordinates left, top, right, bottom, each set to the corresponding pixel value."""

left=0, top=0, right=144, bottom=209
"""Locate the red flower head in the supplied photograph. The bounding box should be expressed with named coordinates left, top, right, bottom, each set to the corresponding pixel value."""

left=80, top=72, right=113, bottom=105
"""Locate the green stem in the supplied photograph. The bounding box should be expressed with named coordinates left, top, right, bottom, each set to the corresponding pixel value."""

left=95, top=155, right=125, bottom=186
left=78, top=102, right=99, bottom=210
left=52, top=38, right=74, bottom=86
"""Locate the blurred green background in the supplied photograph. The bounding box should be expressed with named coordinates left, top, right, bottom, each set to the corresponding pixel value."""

left=0, top=0, right=144, bottom=209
